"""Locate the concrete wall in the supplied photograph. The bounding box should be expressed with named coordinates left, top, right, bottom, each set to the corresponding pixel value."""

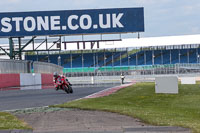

left=0, top=73, right=54, bottom=91
left=20, top=73, right=42, bottom=90
left=0, top=74, right=20, bottom=90
left=41, top=73, right=54, bottom=89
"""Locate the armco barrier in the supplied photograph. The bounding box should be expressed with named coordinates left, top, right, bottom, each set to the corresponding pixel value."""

left=0, top=73, right=54, bottom=91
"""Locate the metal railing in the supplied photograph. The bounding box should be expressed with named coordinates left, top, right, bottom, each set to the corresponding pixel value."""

left=65, top=63, right=200, bottom=77
left=67, top=64, right=200, bottom=85
left=0, top=59, right=63, bottom=74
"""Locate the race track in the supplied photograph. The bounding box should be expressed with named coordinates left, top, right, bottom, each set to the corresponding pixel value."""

left=0, top=84, right=118, bottom=111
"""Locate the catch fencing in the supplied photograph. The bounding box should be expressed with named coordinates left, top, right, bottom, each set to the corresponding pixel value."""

left=66, top=63, right=200, bottom=85
left=65, top=63, right=200, bottom=77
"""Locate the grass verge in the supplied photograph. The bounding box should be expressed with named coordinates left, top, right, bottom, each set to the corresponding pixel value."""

left=52, top=82, right=200, bottom=133
left=0, top=112, right=31, bottom=130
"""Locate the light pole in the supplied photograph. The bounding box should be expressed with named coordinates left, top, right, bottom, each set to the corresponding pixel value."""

left=128, top=56, right=131, bottom=66
left=152, top=55, right=155, bottom=65
left=58, top=56, right=61, bottom=66
left=152, top=55, right=155, bottom=75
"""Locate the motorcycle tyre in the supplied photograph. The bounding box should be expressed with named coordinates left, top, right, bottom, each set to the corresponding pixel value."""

left=68, top=85, right=73, bottom=93
left=64, top=86, right=69, bottom=94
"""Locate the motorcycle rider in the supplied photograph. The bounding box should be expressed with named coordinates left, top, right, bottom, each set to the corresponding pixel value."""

left=54, top=72, right=72, bottom=90
left=54, top=72, right=61, bottom=90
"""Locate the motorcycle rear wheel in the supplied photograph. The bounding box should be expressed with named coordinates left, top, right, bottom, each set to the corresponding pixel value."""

left=64, top=86, right=69, bottom=94
left=68, top=85, right=73, bottom=93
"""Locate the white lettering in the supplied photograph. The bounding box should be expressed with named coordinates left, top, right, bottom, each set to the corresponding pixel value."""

left=24, top=17, right=36, bottom=32
left=80, top=15, right=92, bottom=30
left=37, top=16, right=49, bottom=31
left=12, top=17, right=23, bottom=32
left=112, top=13, right=124, bottom=28
left=0, top=12, right=125, bottom=35
left=51, top=16, right=60, bottom=30
left=68, top=15, right=79, bottom=30
left=1, top=17, right=12, bottom=32
left=99, top=14, right=111, bottom=29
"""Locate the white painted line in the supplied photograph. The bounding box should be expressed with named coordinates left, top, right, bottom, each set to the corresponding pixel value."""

left=3, top=106, right=49, bottom=112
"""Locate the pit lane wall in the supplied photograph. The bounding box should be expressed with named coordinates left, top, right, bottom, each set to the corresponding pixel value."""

left=0, top=73, right=54, bottom=91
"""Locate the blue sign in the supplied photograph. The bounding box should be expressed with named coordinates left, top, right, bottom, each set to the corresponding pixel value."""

left=0, top=7, right=144, bottom=37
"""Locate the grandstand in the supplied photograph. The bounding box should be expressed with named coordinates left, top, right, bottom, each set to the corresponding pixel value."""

left=25, top=47, right=200, bottom=67
left=25, top=34, right=200, bottom=76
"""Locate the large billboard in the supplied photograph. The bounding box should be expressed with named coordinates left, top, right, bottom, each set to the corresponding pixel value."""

left=0, top=7, right=144, bottom=37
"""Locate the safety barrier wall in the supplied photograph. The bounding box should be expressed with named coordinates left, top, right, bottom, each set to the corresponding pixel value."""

left=20, top=73, right=42, bottom=90
left=41, top=73, right=54, bottom=89
left=0, top=73, right=20, bottom=89
left=0, top=59, right=63, bottom=74
left=33, top=61, right=63, bottom=74
left=0, top=73, right=54, bottom=90
left=0, top=59, right=30, bottom=73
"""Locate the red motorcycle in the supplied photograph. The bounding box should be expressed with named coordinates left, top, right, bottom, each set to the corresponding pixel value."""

left=54, top=76, right=73, bottom=94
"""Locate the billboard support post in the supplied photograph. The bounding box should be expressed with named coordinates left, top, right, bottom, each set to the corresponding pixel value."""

left=9, top=38, right=13, bottom=59
left=18, top=37, right=22, bottom=60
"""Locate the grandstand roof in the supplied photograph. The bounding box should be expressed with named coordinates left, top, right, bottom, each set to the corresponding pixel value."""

left=101, top=34, right=200, bottom=49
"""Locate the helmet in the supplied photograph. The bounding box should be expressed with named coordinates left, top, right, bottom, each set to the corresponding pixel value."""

left=53, top=72, right=58, bottom=78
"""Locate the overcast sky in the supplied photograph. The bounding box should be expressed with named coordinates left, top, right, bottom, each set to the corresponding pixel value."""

left=0, top=0, right=200, bottom=38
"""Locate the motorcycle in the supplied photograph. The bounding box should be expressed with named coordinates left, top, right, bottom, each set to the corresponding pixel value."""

left=54, top=76, right=73, bottom=94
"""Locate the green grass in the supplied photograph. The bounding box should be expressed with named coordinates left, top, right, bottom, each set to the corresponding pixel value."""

left=0, top=112, right=31, bottom=130
left=53, top=82, right=200, bottom=133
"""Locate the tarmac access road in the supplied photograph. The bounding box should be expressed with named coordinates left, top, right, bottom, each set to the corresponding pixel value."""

left=0, top=84, right=119, bottom=111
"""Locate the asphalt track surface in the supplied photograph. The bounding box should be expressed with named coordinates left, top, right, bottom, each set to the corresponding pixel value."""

left=0, top=84, right=119, bottom=111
